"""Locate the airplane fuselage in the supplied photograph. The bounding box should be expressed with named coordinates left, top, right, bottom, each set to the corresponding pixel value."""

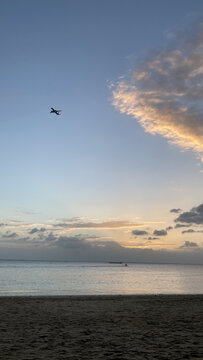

left=50, top=108, right=61, bottom=115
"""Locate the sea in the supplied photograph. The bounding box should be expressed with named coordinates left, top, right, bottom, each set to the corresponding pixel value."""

left=0, top=260, right=203, bottom=296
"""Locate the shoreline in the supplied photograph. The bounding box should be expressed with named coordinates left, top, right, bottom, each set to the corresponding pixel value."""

left=0, top=293, right=203, bottom=298
left=0, top=294, right=203, bottom=359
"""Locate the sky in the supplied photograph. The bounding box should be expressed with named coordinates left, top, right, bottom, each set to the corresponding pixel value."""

left=0, top=0, right=203, bottom=263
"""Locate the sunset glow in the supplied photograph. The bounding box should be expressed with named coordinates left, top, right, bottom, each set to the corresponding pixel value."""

left=0, top=0, right=202, bottom=263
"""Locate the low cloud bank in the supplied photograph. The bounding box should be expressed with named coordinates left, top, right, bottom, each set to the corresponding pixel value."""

left=0, top=233, right=202, bottom=264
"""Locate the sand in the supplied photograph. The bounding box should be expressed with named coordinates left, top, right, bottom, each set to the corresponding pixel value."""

left=0, top=295, right=202, bottom=360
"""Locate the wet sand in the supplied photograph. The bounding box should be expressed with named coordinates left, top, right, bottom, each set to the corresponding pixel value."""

left=0, top=295, right=202, bottom=359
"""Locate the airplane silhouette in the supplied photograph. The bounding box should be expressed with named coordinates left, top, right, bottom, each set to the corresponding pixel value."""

left=50, top=107, right=62, bottom=115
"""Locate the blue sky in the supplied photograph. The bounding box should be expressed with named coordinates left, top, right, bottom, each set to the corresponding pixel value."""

left=0, top=0, right=203, bottom=262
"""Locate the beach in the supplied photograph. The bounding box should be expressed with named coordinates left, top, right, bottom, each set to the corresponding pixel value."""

left=0, top=295, right=202, bottom=359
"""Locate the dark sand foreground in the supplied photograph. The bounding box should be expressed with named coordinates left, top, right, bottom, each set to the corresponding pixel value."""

left=0, top=295, right=203, bottom=360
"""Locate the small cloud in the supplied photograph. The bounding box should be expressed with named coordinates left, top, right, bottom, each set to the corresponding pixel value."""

left=182, top=229, right=196, bottom=234
left=182, top=229, right=203, bottom=234
left=166, top=226, right=173, bottom=231
left=170, top=208, right=182, bottom=214
left=148, top=237, right=158, bottom=240
left=179, top=241, right=199, bottom=248
left=175, top=223, right=191, bottom=229
left=29, top=227, right=46, bottom=234
left=132, top=230, right=148, bottom=236
left=46, top=233, right=57, bottom=242
left=153, top=229, right=167, bottom=236
left=29, top=228, right=39, bottom=234
left=2, top=232, right=17, bottom=239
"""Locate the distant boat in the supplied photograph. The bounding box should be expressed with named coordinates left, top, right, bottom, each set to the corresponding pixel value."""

left=109, top=262, right=128, bottom=267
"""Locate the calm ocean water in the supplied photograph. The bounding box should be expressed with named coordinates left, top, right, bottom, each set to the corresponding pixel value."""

left=0, top=260, right=202, bottom=296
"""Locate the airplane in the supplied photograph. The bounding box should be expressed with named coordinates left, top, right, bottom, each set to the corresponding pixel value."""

left=50, top=107, right=62, bottom=115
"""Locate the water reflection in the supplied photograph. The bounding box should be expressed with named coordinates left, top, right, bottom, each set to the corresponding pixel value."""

left=0, top=261, right=202, bottom=295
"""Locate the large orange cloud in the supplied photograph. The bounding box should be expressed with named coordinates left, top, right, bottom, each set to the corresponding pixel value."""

left=112, top=20, right=203, bottom=160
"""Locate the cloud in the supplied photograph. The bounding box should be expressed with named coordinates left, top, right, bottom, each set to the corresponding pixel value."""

left=175, top=203, right=203, bottom=224
left=182, top=229, right=196, bottom=234
left=53, top=235, right=122, bottom=250
left=29, top=227, right=46, bottom=234
left=2, top=232, right=18, bottom=239
left=0, top=228, right=202, bottom=263
left=166, top=226, right=173, bottom=231
left=55, top=219, right=142, bottom=229
left=112, top=19, right=203, bottom=160
left=132, top=230, right=148, bottom=236
left=45, top=232, right=57, bottom=242
left=170, top=208, right=182, bottom=214
left=153, top=229, right=167, bottom=236
left=175, top=223, right=191, bottom=229
left=179, top=241, right=199, bottom=248
left=182, top=229, right=203, bottom=234
left=54, top=235, right=89, bottom=249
